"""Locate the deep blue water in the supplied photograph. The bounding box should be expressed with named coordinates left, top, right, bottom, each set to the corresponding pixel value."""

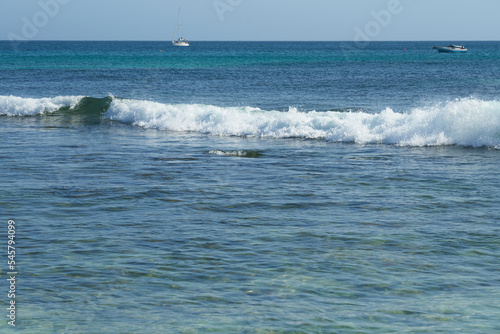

left=1, top=41, right=500, bottom=333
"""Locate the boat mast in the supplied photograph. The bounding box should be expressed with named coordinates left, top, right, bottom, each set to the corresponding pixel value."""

left=173, top=7, right=181, bottom=41
left=177, top=7, right=182, bottom=40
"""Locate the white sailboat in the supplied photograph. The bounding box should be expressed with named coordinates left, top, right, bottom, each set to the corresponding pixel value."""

left=172, top=7, right=190, bottom=47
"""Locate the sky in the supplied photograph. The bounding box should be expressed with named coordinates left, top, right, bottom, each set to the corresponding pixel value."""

left=1, top=0, right=499, bottom=41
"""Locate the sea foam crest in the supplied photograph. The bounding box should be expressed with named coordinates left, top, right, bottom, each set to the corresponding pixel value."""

left=106, top=98, right=500, bottom=148
left=0, top=95, right=84, bottom=116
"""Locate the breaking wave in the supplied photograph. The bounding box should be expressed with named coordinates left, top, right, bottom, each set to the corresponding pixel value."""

left=2, top=95, right=500, bottom=148
left=106, top=97, right=500, bottom=148
left=0, top=95, right=84, bottom=116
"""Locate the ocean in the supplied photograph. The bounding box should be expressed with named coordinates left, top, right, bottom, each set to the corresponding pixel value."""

left=1, top=40, right=500, bottom=333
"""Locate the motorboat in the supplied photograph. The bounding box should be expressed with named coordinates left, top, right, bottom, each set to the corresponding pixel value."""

left=433, top=45, right=467, bottom=53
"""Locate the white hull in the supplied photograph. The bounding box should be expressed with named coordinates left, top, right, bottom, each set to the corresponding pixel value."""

left=437, top=47, right=467, bottom=53
left=172, top=40, right=190, bottom=47
left=433, top=45, right=467, bottom=53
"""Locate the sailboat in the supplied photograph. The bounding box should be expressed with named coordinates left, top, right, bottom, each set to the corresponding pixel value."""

left=172, top=7, right=190, bottom=47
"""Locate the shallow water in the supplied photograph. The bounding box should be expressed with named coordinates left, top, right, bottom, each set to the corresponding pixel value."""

left=1, top=41, right=500, bottom=333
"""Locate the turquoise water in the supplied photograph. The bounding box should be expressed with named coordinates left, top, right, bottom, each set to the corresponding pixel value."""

left=1, top=41, right=500, bottom=333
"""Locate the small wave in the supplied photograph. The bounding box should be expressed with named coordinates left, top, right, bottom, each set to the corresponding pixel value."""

left=208, top=150, right=263, bottom=158
left=0, top=95, right=84, bottom=116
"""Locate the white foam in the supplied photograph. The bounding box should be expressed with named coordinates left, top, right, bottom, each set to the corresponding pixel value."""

left=0, top=95, right=84, bottom=116
left=106, top=97, right=500, bottom=148
left=208, top=150, right=258, bottom=157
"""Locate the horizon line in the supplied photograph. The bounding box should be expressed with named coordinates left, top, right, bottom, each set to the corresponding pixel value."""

left=2, top=39, right=499, bottom=42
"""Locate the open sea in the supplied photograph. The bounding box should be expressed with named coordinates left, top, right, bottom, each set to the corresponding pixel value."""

left=1, top=40, right=500, bottom=333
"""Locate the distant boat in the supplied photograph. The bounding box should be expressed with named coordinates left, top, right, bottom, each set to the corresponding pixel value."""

left=172, top=7, right=190, bottom=47
left=433, top=44, right=467, bottom=53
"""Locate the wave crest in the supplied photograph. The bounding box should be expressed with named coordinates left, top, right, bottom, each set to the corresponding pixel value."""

left=2, top=95, right=499, bottom=148
left=0, top=95, right=84, bottom=116
left=106, top=97, right=500, bottom=148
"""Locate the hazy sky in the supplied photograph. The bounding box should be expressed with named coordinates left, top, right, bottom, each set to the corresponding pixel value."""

left=1, top=0, right=499, bottom=41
